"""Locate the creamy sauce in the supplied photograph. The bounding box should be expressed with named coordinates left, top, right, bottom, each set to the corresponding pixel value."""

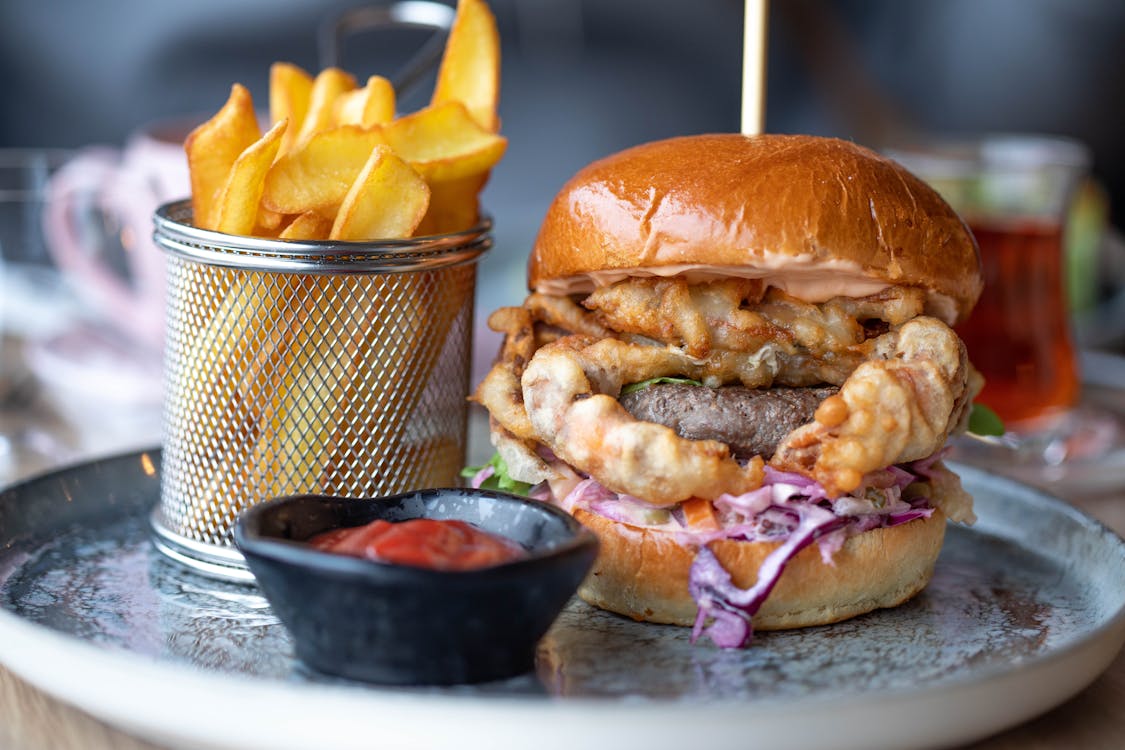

left=534, top=260, right=959, bottom=324
left=534, top=258, right=887, bottom=301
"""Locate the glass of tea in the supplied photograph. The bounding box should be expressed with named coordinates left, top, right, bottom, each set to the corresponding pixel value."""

left=889, top=135, right=1122, bottom=487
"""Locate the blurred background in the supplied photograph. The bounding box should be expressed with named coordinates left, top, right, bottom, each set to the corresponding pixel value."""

left=4, top=0, right=1124, bottom=298
left=1, top=0, right=1124, bottom=477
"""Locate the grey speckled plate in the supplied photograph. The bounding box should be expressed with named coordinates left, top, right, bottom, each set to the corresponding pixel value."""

left=0, top=449, right=1123, bottom=750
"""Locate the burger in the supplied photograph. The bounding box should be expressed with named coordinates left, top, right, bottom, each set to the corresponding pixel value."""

left=467, top=133, right=983, bottom=648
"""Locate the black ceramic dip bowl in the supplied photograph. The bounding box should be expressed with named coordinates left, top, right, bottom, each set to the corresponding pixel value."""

left=233, top=488, right=597, bottom=685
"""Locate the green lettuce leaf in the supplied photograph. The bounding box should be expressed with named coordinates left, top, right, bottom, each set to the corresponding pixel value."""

left=968, top=403, right=1005, bottom=437
left=620, top=376, right=704, bottom=396
left=460, top=453, right=532, bottom=496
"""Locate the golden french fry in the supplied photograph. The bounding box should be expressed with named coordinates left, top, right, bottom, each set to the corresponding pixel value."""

left=432, top=0, right=500, bottom=132
left=214, top=119, right=287, bottom=236
left=324, top=265, right=475, bottom=496
left=279, top=211, right=333, bottom=240
left=382, top=101, right=507, bottom=182
left=296, top=68, right=357, bottom=144
left=334, top=75, right=396, bottom=128
left=330, top=145, right=430, bottom=240
left=415, top=172, right=488, bottom=236
left=261, top=125, right=386, bottom=215
left=253, top=146, right=426, bottom=499
left=332, top=90, right=367, bottom=129
left=270, top=62, right=313, bottom=157
left=194, top=386, right=262, bottom=527
left=256, top=206, right=286, bottom=233
left=183, top=32, right=513, bottom=513
left=412, top=145, right=505, bottom=184
left=184, top=267, right=308, bottom=512
left=185, top=84, right=261, bottom=230
left=253, top=274, right=374, bottom=498
left=361, top=76, right=396, bottom=126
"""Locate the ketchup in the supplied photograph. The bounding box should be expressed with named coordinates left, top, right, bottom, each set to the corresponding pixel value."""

left=308, top=518, right=527, bottom=571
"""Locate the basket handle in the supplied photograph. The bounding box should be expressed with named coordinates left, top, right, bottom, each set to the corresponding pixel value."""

left=318, top=1, right=456, bottom=97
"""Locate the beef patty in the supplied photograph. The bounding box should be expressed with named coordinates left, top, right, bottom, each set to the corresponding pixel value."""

left=618, top=383, right=839, bottom=460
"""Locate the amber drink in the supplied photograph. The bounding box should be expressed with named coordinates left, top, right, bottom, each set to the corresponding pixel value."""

left=955, top=219, right=1080, bottom=425
left=889, top=135, right=1089, bottom=429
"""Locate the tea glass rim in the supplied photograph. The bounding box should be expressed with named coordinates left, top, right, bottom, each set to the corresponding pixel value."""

left=885, top=133, right=1090, bottom=180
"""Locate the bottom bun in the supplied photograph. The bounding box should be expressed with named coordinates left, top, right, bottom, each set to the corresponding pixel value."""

left=573, top=506, right=946, bottom=630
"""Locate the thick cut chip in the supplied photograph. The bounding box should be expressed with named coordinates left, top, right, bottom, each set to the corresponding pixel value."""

left=360, top=75, right=396, bottom=126
left=330, top=145, right=430, bottom=240
left=262, top=125, right=387, bottom=215
left=334, top=75, right=396, bottom=128
left=432, top=0, right=500, bottom=132
left=296, top=68, right=357, bottom=144
left=214, top=119, right=287, bottom=236
left=383, top=101, right=506, bottom=182
left=415, top=172, right=488, bottom=236
left=185, top=83, right=261, bottom=230
left=332, top=90, right=367, bottom=129
left=279, top=211, right=333, bottom=240
left=256, top=207, right=286, bottom=233
left=270, top=62, right=313, bottom=157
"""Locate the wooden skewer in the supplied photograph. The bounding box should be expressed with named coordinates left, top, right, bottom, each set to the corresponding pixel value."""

left=741, top=0, right=770, bottom=136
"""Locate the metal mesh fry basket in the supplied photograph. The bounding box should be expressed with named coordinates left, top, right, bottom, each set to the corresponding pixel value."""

left=150, top=199, right=491, bottom=580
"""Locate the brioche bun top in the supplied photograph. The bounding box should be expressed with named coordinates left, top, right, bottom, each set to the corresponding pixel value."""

left=529, top=134, right=982, bottom=324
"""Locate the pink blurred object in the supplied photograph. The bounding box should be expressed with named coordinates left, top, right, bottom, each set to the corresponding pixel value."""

left=42, top=117, right=192, bottom=351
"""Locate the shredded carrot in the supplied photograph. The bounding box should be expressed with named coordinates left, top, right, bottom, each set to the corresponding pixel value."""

left=682, top=497, right=719, bottom=531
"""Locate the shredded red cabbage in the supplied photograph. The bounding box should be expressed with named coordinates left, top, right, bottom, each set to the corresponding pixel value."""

left=886, top=465, right=916, bottom=488
left=907, top=447, right=952, bottom=480
left=850, top=514, right=886, bottom=534
left=559, top=478, right=613, bottom=514
left=690, top=505, right=844, bottom=648
left=762, top=466, right=821, bottom=489
left=469, top=465, right=495, bottom=489
left=886, top=508, right=934, bottom=526
left=815, top=526, right=848, bottom=564
left=550, top=452, right=945, bottom=649
left=589, top=494, right=660, bottom=525
left=713, top=486, right=773, bottom=517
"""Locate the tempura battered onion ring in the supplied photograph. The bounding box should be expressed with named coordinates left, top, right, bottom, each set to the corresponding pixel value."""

left=525, top=292, right=611, bottom=339
left=473, top=307, right=539, bottom=440
left=521, top=336, right=764, bottom=505
left=489, top=417, right=555, bottom=485
left=518, top=316, right=974, bottom=503
left=771, top=316, right=977, bottom=496
left=484, top=281, right=976, bottom=503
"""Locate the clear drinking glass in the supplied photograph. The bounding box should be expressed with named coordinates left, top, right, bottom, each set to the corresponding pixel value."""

left=888, top=135, right=1124, bottom=489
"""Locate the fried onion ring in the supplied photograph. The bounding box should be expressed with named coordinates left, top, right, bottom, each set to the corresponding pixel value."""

left=521, top=335, right=764, bottom=505
left=482, top=279, right=972, bottom=505
left=473, top=306, right=539, bottom=439
left=489, top=417, right=556, bottom=485
left=585, top=278, right=927, bottom=359
left=526, top=292, right=611, bottom=339
left=771, top=317, right=977, bottom=496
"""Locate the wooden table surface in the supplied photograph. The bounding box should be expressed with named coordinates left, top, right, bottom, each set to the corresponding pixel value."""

left=2, top=399, right=1125, bottom=748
